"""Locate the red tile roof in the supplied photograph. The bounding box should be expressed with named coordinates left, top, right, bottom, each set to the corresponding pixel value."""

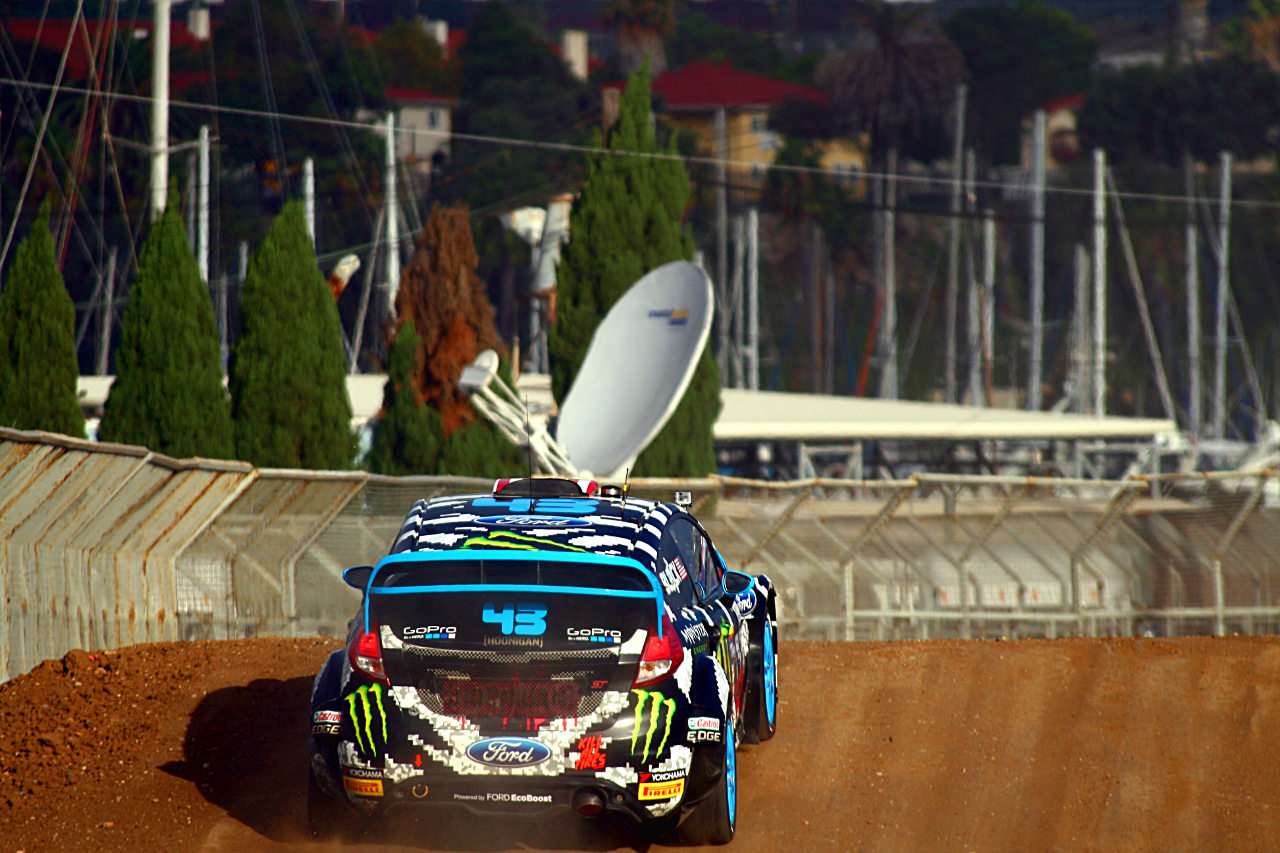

left=3, top=19, right=206, bottom=79
left=1041, top=92, right=1086, bottom=115
left=648, top=61, right=827, bottom=111
left=385, top=86, right=460, bottom=106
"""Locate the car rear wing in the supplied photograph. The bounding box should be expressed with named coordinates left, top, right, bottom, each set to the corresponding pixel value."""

left=347, top=550, right=667, bottom=638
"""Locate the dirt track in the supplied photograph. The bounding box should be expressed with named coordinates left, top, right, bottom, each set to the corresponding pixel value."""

left=1, top=635, right=1279, bottom=853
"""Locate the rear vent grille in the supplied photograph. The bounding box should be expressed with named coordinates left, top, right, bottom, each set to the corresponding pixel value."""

left=440, top=680, right=582, bottom=718
left=400, top=646, right=616, bottom=719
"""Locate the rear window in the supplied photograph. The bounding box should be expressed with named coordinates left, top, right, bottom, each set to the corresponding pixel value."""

left=374, top=557, right=654, bottom=593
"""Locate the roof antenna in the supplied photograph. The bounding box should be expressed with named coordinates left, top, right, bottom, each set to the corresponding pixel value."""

left=523, top=395, right=535, bottom=498
left=620, top=467, right=630, bottom=520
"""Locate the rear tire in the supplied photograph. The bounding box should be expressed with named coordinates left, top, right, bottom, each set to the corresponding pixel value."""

left=677, top=733, right=736, bottom=845
left=742, top=607, right=777, bottom=744
left=307, top=768, right=365, bottom=841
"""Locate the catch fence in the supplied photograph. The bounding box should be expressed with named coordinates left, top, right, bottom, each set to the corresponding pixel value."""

left=2, top=426, right=1279, bottom=680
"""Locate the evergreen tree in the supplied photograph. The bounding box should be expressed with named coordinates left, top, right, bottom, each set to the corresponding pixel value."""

left=367, top=319, right=444, bottom=475
left=549, top=65, right=719, bottom=477
left=389, top=203, right=522, bottom=478
left=99, top=202, right=233, bottom=458
left=230, top=199, right=352, bottom=469
left=0, top=198, right=84, bottom=437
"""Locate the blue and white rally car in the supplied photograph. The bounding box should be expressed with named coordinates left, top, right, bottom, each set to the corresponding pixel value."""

left=307, top=477, right=778, bottom=844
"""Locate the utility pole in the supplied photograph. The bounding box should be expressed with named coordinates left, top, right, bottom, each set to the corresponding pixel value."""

left=1185, top=152, right=1201, bottom=438
left=1213, top=151, right=1232, bottom=440
left=946, top=83, right=967, bottom=404
left=981, top=210, right=995, bottom=407
left=731, top=214, right=745, bottom=389
left=963, top=147, right=977, bottom=404
left=715, top=107, right=729, bottom=383
left=1072, top=243, right=1089, bottom=413
left=747, top=207, right=759, bottom=391
left=150, top=0, right=171, bottom=221
left=304, top=156, right=315, bottom=247
left=385, top=112, right=400, bottom=315
left=198, top=125, right=209, bottom=283
left=1092, top=148, right=1107, bottom=417
left=1029, top=109, right=1046, bottom=410
left=878, top=148, right=898, bottom=399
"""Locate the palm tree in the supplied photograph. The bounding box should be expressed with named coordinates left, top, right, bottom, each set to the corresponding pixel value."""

left=602, top=0, right=676, bottom=77
left=818, top=1, right=965, bottom=398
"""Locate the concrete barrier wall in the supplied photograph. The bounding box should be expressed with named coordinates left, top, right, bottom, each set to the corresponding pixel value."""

left=2, top=427, right=1277, bottom=680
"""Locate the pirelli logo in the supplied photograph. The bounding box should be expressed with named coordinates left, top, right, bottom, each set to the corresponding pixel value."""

left=343, top=776, right=384, bottom=797
left=638, top=779, right=685, bottom=801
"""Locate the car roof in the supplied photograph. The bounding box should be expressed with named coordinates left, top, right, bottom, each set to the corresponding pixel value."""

left=387, top=491, right=686, bottom=572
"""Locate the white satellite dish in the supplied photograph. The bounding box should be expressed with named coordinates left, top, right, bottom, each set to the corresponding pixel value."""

left=556, top=260, right=714, bottom=478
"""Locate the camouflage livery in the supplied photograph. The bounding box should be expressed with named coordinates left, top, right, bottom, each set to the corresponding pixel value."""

left=306, top=478, right=777, bottom=844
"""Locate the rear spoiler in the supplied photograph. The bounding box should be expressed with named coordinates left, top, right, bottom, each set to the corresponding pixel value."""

left=358, top=550, right=666, bottom=638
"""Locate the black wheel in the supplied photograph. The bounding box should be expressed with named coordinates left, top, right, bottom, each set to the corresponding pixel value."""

left=677, top=733, right=736, bottom=845
left=742, top=607, right=778, bottom=744
left=307, top=767, right=365, bottom=841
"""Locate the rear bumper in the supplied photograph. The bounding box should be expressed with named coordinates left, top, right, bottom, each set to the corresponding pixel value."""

left=380, top=775, right=654, bottom=822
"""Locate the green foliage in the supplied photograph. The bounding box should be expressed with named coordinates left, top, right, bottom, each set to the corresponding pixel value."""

left=367, top=319, right=444, bottom=475
left=373, top=21, right=454, bottom=93
left=230, top=200, right=353, bottom=469
left=438, top=419, right=525, bottom=479
left=0, top=198, right=84, bottom=437
left=549, top=65, right=718, bottom=477
left=817, top=1, right=965, bottom=157
left=98, top=203, right=233, bottom=458
left=1221, top=0, right=1280, bottom=60
left=668, top=10, right=817, bottom=85
left=1077, top=58, right=1280, bottom=165
left=438, top=0, right=591, bottom=211
left=944, top=0, right=1097, bottom=165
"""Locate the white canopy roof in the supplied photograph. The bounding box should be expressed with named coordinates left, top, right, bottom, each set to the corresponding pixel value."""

left=715, top=389, right=1176, bottom=442
left=78, top=377, right=1177, bottom=442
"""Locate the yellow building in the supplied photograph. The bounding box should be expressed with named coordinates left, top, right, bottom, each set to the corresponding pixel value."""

left=634, top=61, right=866, bottom=197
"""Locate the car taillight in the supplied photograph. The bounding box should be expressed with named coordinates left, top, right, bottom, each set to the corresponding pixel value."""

left=349, top=623, right=388, bottom=683
left=633, top=613, right=684, bottom=687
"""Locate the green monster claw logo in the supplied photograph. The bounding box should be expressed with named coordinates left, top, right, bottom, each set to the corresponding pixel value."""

left=715, top=623, right=732, bottom=675
left=345, top=683, right=388, bottom=756
left=630, top=689, right=676, bottom=762
left=461, top=531, right=587, bottom=552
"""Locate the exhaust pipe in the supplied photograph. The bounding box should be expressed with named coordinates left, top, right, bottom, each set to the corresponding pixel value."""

left=572, top=788, right=606, bottom=816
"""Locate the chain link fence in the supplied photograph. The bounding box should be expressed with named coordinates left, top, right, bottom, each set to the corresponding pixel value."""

left=3, top=427, right=1280, bottom=680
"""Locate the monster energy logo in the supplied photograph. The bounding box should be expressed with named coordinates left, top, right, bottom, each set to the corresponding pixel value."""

left=461, top=531, right=587, bottom=552
left=630, top=689, right=676, bottom=762
left=345, top=683, right=388, bottom=756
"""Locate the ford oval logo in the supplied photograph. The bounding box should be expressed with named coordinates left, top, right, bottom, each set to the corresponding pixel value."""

left=477, top=515, right=590, bottom=527
left=465, top=737, right=552, bottom=768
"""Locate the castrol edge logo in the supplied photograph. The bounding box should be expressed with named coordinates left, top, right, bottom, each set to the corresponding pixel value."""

left=465, top=737, right=552, bottom=768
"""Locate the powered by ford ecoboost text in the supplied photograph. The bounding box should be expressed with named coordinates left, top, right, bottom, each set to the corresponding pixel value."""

left=307, top=478, right=778, bottom=844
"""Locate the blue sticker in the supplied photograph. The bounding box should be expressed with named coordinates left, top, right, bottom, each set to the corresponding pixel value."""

left=470, top=498, right=599, bottom=516
left=483, top=602, right=548, bottom=636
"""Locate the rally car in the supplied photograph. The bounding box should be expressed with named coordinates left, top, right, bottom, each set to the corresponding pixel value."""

left=307, top=477, right=778, bottom=844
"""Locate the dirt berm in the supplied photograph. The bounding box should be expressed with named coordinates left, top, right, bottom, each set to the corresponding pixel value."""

left=0, top=636, right=1277, bottom=853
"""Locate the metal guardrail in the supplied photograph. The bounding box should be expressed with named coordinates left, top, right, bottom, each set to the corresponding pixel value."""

left=2, top=426, right=1279, bottom=680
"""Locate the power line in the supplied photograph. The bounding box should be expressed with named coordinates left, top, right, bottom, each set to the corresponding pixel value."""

left=4, top=75, right=1280, bottom=211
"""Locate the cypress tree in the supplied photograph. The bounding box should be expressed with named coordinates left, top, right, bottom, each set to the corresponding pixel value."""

left=99, top=203, right=233, bottom=458
left=230, top=200, right=353, bottom=469
left=0, top=198, right=85, bottom=437
left=548, top=65, right=719, bottom=476
left=388, top=203, right=522, bottom=478
left=367, top=319, right=444, bottom=475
